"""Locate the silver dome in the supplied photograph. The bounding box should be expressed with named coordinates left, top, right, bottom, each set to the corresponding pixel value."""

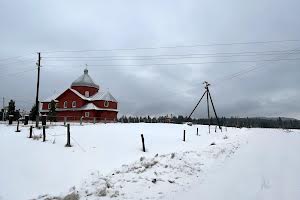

left=71, top=69, right=99, bottom=89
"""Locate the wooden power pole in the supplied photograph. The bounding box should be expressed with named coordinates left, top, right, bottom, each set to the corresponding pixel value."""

left=35, top=52, right=41, bottom=128
left=2, top=97, right=4, bottom=121
left=188, top=81, right=222, bottom=132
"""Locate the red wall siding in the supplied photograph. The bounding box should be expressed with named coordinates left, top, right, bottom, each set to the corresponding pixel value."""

left=42, top=102, right=49, bottom=110
left=55, top=110, right=117, bottom=121
left=56, top=89, right=86, bottom=109
left=71, top=86, right=99, bottom=97
left=93, top=100, right=117, bottom=109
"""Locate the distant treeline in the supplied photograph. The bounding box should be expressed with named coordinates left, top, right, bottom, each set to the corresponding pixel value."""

left=118, top=115, right=300, bottom=129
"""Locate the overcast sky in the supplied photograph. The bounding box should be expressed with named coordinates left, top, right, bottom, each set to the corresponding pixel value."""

left=0, top=0, right=300, bottom=119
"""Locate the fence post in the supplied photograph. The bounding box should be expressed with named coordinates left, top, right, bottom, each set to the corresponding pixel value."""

left=65, top=124, right=71, bottom=147
left=197, top=127, right=198, bottom=136
left=15, top=119, right=21, bottom=132
left=29, top=126, right=33, bottom=138
left=42, top=115, right=47, bottom=126
left=80, top=116, right=83, bottom=125
left=183, top=130, right=186, bottom=142
left=141, top=134, right=145, bottom=152
left=24, top=115, right=29, bottom=125
left=64, top=117, right=67, bottom=126
left=42, top=125, right=46, bottom=142
left=8, top=115, right=13, bottom=125
left=93, top=117, right=96, bottom=124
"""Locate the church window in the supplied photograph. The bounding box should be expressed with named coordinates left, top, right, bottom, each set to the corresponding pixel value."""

left=72, top=101, right=76, bottom=108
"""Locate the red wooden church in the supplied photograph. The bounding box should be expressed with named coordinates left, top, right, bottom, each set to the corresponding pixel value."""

left=41, top=69, right=118, bottom=122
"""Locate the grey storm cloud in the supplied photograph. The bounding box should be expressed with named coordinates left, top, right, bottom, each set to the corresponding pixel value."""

left=0, top=0, right=300, bottom=119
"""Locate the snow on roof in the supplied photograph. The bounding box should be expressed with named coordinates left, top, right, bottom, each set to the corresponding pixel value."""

left=69, top=88, right=89, bottom=100
left=90, top=91, right=118, bottom=102
left=80, top=102, right=119, bottom=111
left=71, top=69, right=99, bottom=89
left=42, top=93, right=60, bottom=102
left=42, top=88, right=118, bottom=103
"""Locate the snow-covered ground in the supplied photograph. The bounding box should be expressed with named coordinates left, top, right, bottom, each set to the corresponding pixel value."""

left=0, top=123, right=299, bottom=200
left=173, top=128, right=300, bottom=200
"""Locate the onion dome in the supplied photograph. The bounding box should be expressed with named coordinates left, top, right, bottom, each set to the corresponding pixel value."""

left=71, top=69, right=99, bottom=89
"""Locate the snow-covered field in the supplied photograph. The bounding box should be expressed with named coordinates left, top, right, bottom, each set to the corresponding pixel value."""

left=0, top=123, right=299, bottom=200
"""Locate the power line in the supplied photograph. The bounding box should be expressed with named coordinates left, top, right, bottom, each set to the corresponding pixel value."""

left=42, top=57, right=300, bottom=68
left=0, top=67, right=36, bottom=79
left=210, top=48, right=300, bottom=86
left=41, top=39, right=300, bottom=54
left=42, top=49, right=300, bottom=59
left=41, top=51, right=300, bottom=62
left=0, top=53, right=35, bottom=63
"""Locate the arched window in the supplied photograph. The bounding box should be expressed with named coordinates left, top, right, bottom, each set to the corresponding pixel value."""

left=85, top=91, right=90, bottom=97
left=104, top=101, right=109, bottom=107
left=72, top=101, right=76, bottom=108
left=64, top=101, right=68, bottom=108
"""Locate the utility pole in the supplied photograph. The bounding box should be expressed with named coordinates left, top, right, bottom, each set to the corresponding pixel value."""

left=2, top=97, right=4, bottom=121
left=35, top=52, right=41, bottom=128
left=205, top=82, right=211, bottom=133
left=188, top=81, right=222, bottom=132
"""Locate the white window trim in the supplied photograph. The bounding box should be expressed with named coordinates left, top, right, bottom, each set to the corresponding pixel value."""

left=85, top=91, right=90, bottom=97
left=72, top=101, right=76, bottom=108
left=85, top=112, right=90, bottom=117
left=64, top=101, right=68, bottom=108
left=48, top=103, right=51, bottom=109
left=104, top=101, right=109, bottom=107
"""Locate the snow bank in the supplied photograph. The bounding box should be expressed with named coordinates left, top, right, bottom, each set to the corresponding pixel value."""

left=0, top=123, right=246, bottom=200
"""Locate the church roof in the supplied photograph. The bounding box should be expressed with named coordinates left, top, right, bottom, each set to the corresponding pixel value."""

left=71, top=69, right=99, bottom=89
left=90, top=91, right=118, bottom=102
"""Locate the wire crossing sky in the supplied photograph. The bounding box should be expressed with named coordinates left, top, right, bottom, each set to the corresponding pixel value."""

left=0, top=0, right=300, bottom=119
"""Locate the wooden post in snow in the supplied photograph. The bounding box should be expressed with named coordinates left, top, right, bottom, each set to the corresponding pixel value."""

left=197, top=127, right=199, bottom=136
left=8, top=115, right=13, bottom=125
left=183, top=130, right=186, bottom=142
left=15, top=119, right=21, bottom=132
left=80, top=116, right=83, bottom=125
left=42, top=125, right=46, bottom=142
left=29, top=126, right=33, bottom=138
left=65, top=124, right=71, bottom=147
left=141, top=134, right=145, bottom=152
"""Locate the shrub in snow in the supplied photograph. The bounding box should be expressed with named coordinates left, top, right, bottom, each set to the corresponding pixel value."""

left=96, top=185, right=107, bottom=197
left=33, top=134, right=42, bottom=140
left=62, top=192, right=79, bottom=200
left=171, top=153, right=175, bottom=159
left=95, top=178, right=113, bottom=197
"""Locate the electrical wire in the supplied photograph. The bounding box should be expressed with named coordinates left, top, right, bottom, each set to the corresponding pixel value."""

left=41, top=39, right=300, bottom=54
